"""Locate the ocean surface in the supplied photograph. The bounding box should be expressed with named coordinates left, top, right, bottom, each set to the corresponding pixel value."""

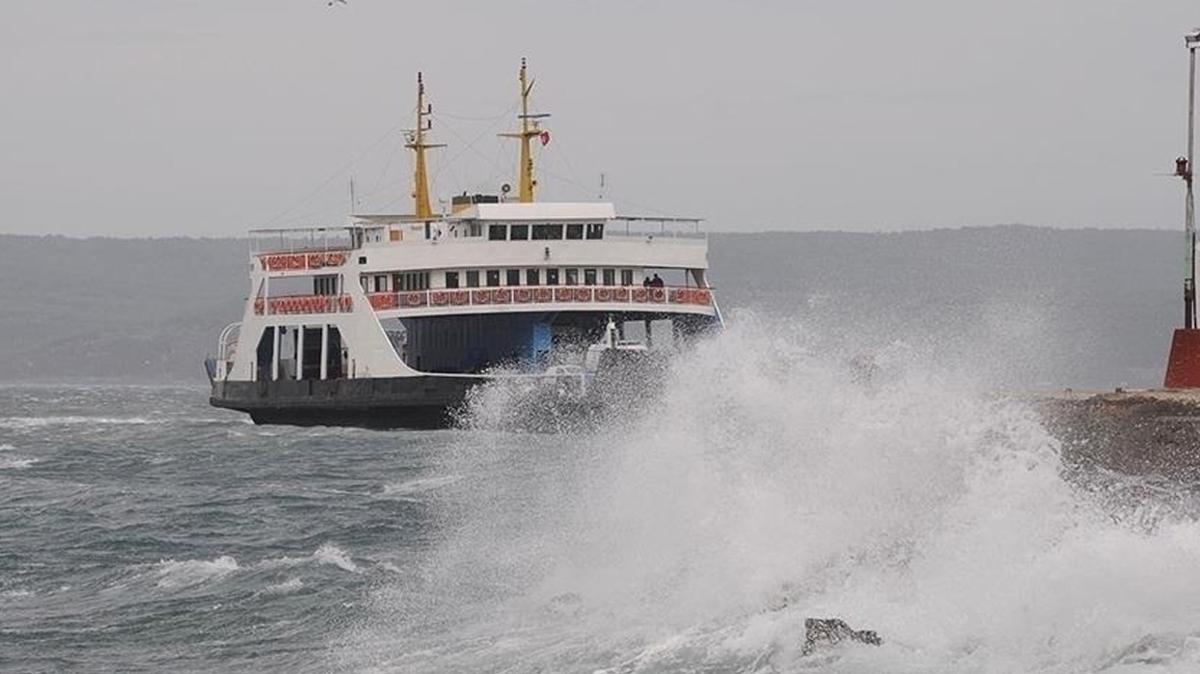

left=4, top=324, right=1200, bottom=673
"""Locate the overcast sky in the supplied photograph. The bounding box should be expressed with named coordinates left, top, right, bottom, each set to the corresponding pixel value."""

left=2, top=1, right=1198, bottom=236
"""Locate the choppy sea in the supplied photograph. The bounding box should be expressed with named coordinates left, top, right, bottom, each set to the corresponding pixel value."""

left=4, top=323, right=1200, bottom=673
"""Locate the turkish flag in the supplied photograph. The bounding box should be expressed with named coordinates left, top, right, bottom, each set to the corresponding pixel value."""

left=539, top=130, right=551, bottom=146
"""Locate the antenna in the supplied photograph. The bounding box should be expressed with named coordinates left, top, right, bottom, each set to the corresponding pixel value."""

left=349, top=176, right=356, bottom=215
left=599, top=172, right=606, bottom=201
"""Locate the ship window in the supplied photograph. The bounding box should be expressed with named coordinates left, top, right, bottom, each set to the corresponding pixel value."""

left=397, top=272, right=429, bottom=291
left=466, top=270, right=480, bottom=288
left=373, top=275, right=388, bottom=292
left=526, top=268, right=540, bottom=286
left=620, top=269, right=634, bottom=286
left=510, top=224, right=529, bottom=240
left=602, top=269, right=615, bottom=286
left=565, top=268, right=579, bottom=285
left=583, top=269, right=597, bottom=285
left=546, top=268, right=560, bottom=286
left=486, top=269, right=501, bottom=287
left=467, top=224, right=483, bottom=237
left=566, top=224, right=584, bottom=240
left=506, top=269, right=521, bottom=286
left=445, top=271, right=460, bottom=289
left=586, top=223, right=604, bottom=240
left=488, top=224, right=507, bottom=241
left=313, top=275, right=338, bottom=295
left=532, top=224, right=563, bottom=240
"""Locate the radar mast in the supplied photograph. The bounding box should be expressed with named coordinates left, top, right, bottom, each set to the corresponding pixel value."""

left=499, top=58, right=551, bottom=202
left=407, top=72, right=444, bottom=219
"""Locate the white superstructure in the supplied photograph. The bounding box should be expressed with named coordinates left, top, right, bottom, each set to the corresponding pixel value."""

left=209, top=62, right=722, bottom=408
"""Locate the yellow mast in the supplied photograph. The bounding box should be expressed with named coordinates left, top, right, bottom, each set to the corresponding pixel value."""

left=499, top=58, right=549, bottom=203
left=407, top=72, right=444, bottom=219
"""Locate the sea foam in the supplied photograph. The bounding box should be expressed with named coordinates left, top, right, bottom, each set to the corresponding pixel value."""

left=344, top=317, right=1200, bottom=672
left=0, top=416, right=160, bottom=430
left=314, top=544, right=359, bottom=573
left=155, top=555, right=240, bottom=589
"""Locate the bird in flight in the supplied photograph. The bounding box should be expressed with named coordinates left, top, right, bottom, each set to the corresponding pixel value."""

left=328, top=0, right=347, bottom=6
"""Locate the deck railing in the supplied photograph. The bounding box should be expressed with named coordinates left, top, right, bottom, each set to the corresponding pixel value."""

left=253, top=295, right=354, bottom=315
left=258, top=251, right=350, bottom=272
left=250, top=286, right=712, bottom=317
left=367, top=285, right=712, bottom=311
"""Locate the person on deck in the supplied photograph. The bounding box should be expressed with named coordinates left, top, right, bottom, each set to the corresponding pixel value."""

left=650, top=274, right=664, bottom=288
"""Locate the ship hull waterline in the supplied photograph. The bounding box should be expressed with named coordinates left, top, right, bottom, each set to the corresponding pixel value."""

left=210, top=375, right=487, bottom=429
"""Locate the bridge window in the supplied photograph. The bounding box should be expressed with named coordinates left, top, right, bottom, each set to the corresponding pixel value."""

left=565, top=268, right=579, bottom=285
left=488, top=224, right=507, bottom=241
left=506, top=269, right=521, bottom=286
left=566, top=224, right=584, bottom=240
left=510, top=224, right=529, bottom=240
left=313, top=275, right=338, bottom=295
left=445, top=271, right=460, bottom=289
left=486, top=270, right=501, bottom=287
left=466, top=270, right=480, bottom=288
left=620, top=269, right=634, bottom=286
left=603, top=269, right=615, bottom=286
left=526, top=268, right=540, bottom=286
left=546, top=268, right=560, bottom=286
left=583, top=268, right=597, bottom=285
left=532, top=224, right=563, bottom=240
left=586, top=223, right=604, bottom=240
left=393, top=272, right=430, bottom=291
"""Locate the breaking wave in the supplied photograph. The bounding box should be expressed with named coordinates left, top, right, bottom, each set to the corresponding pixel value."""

left=313, top=543, right=360, bottom=574
left=0, top=456, right=38, bottom=470
left=344, top=317, right=1200, bottom=672
left=156, top=555, right=240, bottom=589
left=0, top=416, right=161, bottom=430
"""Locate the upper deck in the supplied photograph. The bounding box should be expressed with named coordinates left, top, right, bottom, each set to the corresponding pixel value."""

left=249, top=201, right=709, bottom=276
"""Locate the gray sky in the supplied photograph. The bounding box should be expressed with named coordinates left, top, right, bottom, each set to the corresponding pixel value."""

left=2, top=1, right=1198, bottom=236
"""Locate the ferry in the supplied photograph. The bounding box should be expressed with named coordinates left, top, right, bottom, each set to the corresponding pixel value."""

left=207, top=61, right=723, bottom=428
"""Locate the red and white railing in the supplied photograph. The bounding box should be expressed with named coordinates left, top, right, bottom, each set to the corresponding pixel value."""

left=367, top=285, right=713, bottom=311
left=258, top=250, right=350, bottom=272
left=253, top=295, right=354, bottom=315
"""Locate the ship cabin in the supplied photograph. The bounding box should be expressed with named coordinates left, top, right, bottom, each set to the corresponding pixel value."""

left=211, top=62, right=720, bottom=386
left=224, top=199, right=719, bottom=382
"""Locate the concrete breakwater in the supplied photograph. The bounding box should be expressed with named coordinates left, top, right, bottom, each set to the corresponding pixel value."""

left=1031, top=389, right=1200, bottom=480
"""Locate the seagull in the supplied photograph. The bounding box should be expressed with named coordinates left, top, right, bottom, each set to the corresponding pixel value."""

left=328, top=0, right=347, bottom=6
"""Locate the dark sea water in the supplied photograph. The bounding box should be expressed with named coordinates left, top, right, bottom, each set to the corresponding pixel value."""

left=0, top=384, right=447, bottom=672
left=5, top=324, right=1200, bottom=673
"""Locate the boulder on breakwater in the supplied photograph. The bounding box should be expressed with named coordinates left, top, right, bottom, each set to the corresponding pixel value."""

left=801, top=618, right=882, bottom=656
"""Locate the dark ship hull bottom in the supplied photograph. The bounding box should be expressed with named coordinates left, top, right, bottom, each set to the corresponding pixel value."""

left=210, top=376, right=487, bottom=429
left=211, top=349, right=667, bottom=430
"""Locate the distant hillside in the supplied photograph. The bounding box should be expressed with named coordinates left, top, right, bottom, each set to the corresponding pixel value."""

left=709, top=227, right=1180, bottom=388
left=0, top=228, right=1182, bottom=387
left=0, top=236, right=247, bottom=383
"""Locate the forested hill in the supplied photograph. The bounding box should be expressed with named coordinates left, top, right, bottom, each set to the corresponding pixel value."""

left=0, top=227, right=1182, bottom=387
